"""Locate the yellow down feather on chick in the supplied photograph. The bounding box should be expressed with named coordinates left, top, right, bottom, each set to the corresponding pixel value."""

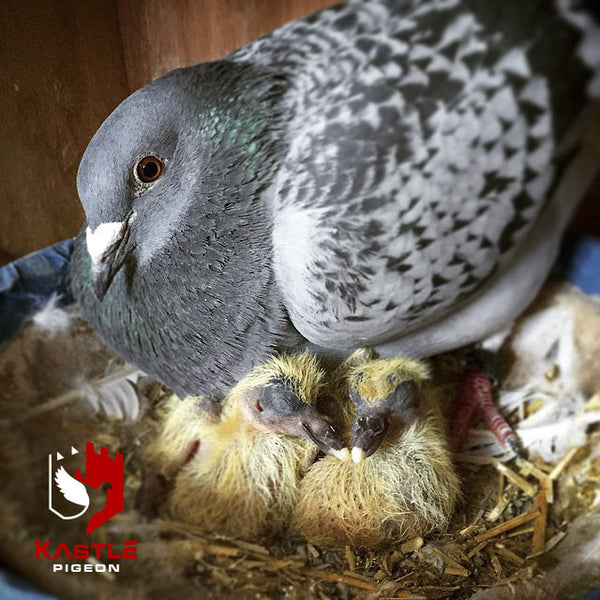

left=347, top=357, right=431, bottom=403
left=293, top=358, right=460, bottom=548
left=148, top=353, right=324, bottom=540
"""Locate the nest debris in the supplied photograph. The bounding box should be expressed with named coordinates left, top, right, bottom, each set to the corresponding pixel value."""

left=0, top=281, right=599, bottom=599
left=104, top=416, right=600, bottom=600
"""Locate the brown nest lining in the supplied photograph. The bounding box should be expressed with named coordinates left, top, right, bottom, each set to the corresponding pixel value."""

left=0, top=279, right=599, bottom=600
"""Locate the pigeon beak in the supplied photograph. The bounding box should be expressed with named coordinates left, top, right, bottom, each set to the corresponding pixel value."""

left=300, top=407, right=347, bottom=457
left=351, top=414, right=389, bottom=462
left=86, top=212, right=135, bottom=300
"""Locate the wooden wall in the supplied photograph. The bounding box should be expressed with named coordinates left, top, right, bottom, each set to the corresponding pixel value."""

left=116, top=0, right=334, bottom=91
left=0, top=0, right=128, bottom=263
left=0, top=0, right=332, bottom=264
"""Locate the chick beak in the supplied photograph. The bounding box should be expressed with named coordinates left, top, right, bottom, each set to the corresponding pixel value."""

left=86, top=212, right=135, bottom=300
left=351, top=414, right=389, bottom=463
left=300, top=408, right=348, bottom=459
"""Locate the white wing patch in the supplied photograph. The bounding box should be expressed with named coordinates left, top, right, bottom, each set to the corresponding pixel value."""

left=54, top=466, right=90, bottom=508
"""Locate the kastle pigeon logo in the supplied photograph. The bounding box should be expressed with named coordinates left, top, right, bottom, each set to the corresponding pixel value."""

left=48, top=441, right=124, bottom=534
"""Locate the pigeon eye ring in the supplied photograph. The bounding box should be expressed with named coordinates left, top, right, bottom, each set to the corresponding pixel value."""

left=133, top=154, right=165, bottom=185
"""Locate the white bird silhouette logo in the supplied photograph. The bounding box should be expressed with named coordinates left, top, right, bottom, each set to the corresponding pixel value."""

left=54, top=466, right=90, bottom=509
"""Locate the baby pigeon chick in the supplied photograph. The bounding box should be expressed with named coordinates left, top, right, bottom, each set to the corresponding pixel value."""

left=293, top=351, right=460, bottom=548
left=149, top=353, right=345, bottom=540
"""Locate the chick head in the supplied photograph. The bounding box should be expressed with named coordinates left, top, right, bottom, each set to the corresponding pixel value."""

left=293, top=402, right=460, bottom=548
left=347, top=358, right=430, bottom=462
left=227, top=353, right=347, bottom=457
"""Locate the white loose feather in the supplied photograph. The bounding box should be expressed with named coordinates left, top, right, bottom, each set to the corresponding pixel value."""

left=458, top=293, right=600, bottom=464
left=72, top=363, right=143, bottom=421
left=29, top=293, right=76, bottom=336
left=11, top=363, right=143, bottom=424
left=54, top=466, right=89, bottom=508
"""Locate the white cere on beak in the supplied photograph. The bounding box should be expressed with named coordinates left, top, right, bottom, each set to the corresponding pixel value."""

left=351, top=447, right=366, bottom=464
left=85, top=222, right=126, bottom=264
left=328, top=447, right=350, bottom=461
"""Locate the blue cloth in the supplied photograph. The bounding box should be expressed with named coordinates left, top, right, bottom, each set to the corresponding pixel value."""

left=580, top=586, right=600, bottom=600
left=0, top=572, right=55, bottom=600
left=0, top=239, right=74, bottom=341
left=559, top=233, right=600, bottom=295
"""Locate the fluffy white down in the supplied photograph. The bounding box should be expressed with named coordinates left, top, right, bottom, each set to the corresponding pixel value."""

left=459, top=289, right=600, bottom=464
left=30, top=294, right=75, bottom=336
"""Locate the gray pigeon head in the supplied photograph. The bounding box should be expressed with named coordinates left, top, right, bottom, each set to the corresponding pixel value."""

left=78, top=69, right=201, bottom=297
left=78, top=71, right=182, bottom=228
left=77, top=62, right=288, bottom=299
left=71, top=60, right=294, bottom=398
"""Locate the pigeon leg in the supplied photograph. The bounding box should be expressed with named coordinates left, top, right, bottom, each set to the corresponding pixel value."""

left=448, top=349, right=523, bottom=456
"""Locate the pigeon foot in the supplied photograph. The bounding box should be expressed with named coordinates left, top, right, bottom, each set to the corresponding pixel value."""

left=448, top=348, right=523, bottom=457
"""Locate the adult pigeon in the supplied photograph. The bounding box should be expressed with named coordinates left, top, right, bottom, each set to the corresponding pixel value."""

left=70, top=0, right=600, bottom=415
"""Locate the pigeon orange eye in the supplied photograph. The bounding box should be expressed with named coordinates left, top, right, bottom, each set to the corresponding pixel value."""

left=255, top=399, right=264, bottom=412
left=136, top=155, right=164, bottom=183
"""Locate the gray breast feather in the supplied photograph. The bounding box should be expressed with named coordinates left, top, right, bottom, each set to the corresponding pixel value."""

left=264, top=1, right=564, bottom=347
